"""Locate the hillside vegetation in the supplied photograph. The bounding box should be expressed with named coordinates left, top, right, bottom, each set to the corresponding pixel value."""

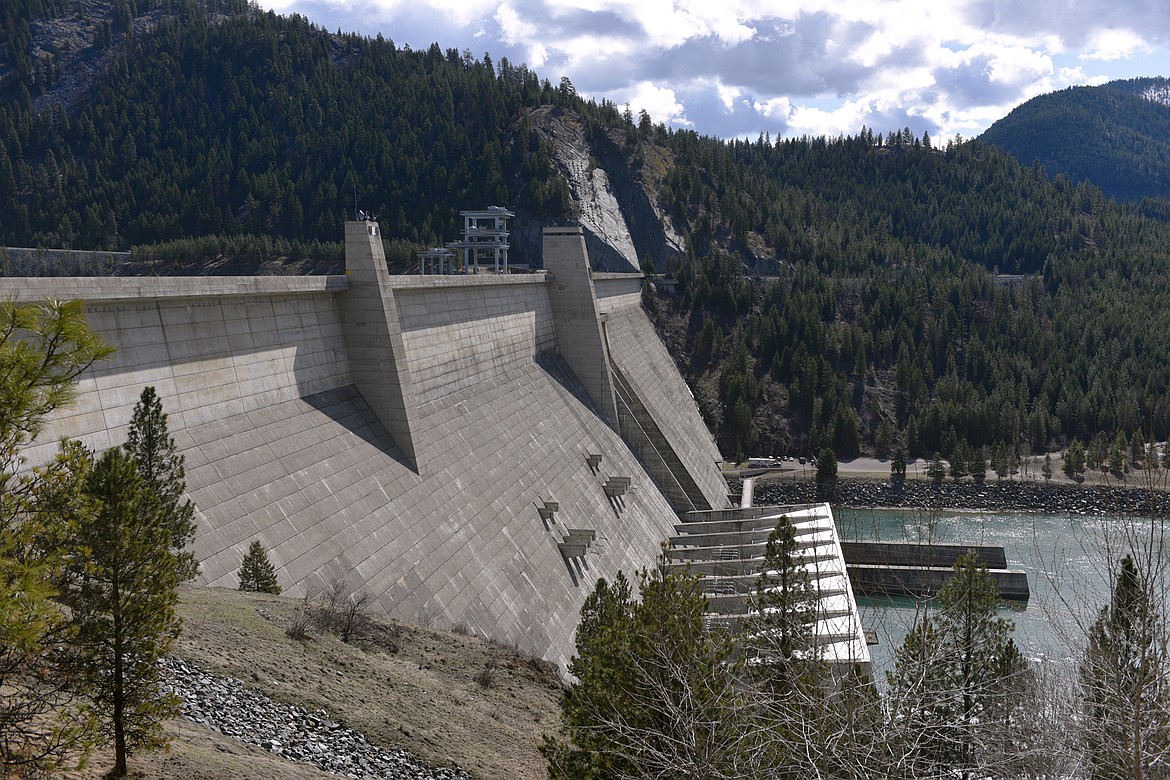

left=8, top=0, right=1170, bottom=466
left=980, top=77, right=1170, bottom=202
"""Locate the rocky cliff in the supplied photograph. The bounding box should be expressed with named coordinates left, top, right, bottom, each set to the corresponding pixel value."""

left=525, top=107, right=685, bottom=273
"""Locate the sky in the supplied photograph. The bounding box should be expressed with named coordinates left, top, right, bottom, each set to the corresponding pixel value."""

left=255, top=0, right=1170, bottom=143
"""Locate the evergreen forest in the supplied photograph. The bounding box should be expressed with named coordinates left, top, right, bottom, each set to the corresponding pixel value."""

left=981, top=77, right=1170, bottom=202
left=7, top=0, right=1170, bottom=464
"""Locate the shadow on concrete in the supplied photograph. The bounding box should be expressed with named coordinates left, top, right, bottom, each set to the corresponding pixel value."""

left=536, top=350, right=600, bottom=414
left=301, top=385, right=415, bottom=472
left=561, top=551, right=584, bottom=587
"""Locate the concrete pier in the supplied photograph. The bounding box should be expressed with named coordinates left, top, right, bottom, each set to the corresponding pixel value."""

left=842, top=541, right=1029, bottom=601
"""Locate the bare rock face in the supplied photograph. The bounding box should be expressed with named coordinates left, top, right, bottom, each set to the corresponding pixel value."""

left=527, top=107, right=640, bottom=272
left=21, top=0, right=201, bottom=117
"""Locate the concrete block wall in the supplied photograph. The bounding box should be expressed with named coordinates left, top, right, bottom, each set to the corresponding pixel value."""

left=543, top=226, right=619, bottom=430
left=598, top=284, right=729, bottom=511
left=393, top=275, right=554, bottom=403
left=4, top=224, right=724, bottom=670
left=181, top=315, right=677, bottom=669
left=10, top=278, right=350, bottom=471
left=340, top=222, right=422, bottom=471
left=592, top=273, right=644, bottom=315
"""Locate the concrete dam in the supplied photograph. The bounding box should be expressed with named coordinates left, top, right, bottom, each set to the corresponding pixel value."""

left=9, top=222, right=738, bottom=671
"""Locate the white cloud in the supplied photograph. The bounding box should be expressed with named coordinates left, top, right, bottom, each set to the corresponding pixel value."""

left=259, top=0, right=1170, bottom=140
left=716, top=81, right=742, bottom=111
left=619, top=81, right=690, bottom=126
left=1083, top=29, right=1151, bottom=61
left=751, top=95, right=795, bottom=123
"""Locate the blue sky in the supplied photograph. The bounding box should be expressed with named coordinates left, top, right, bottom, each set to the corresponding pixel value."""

left=256, top=0, right=1170, bottom=143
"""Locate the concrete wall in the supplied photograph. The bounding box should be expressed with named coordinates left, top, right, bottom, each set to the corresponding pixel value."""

left=340, top=221, right=422, bottom=471
left=2, top=226, right=713, bottom=671
left=598, top=276, right=728, bottom=510
left=14, top=277, right=350, bottom=471
left=543, top=226, right=619, bottom=430
left=394, top=276, right=555, bottom=403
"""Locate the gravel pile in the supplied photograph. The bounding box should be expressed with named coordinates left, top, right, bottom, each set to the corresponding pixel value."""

left=161, top=657, right=470, bottom=780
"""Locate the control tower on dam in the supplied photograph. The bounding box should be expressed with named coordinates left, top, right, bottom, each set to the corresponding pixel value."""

left=6, top=223, right=731, bottom=671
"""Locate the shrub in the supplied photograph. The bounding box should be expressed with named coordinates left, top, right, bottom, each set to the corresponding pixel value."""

left=474, top=662, right=497, bottom=689
left=286, top=594, right=313, bottom=641
left=313, top=578, right=371, bottom=643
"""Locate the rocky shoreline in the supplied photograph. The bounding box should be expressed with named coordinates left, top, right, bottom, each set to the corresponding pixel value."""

left=161, top=657, right=470, bottom=780
left=748, top=478, right=1170, bottom=516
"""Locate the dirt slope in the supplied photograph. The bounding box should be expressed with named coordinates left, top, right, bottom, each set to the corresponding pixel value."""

left=68, top=586, right=566, bottom=780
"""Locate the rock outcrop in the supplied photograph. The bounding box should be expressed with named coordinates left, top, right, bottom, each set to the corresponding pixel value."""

left=527, top=107, right=641, bottom=272
left=751, top=478, right=1170, bottom=517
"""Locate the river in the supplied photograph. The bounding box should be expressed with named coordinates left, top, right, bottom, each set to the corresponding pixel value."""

left=834, top=507, right=1164, bottom=677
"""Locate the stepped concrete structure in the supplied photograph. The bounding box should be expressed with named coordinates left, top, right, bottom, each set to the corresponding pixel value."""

left=5, top=223, right=733, bottom=671
left=668, top=501, right=871, bottom=673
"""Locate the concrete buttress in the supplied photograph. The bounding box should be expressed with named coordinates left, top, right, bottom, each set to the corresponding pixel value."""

left=339, top=221, right=424, bottom=472
left=542, top=226, right=620, bottom=430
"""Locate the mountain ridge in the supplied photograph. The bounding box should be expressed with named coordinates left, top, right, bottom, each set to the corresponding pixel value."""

left=979, top=76, right=1170, bottom=202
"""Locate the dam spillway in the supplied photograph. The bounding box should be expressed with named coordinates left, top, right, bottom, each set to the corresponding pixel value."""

left=6, top=223, right=727, bottom=671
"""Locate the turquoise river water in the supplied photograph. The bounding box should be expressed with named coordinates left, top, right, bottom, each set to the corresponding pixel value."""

left=834, top=508, right=1157, bottom=677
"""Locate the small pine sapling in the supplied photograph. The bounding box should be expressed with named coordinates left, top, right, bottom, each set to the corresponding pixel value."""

left=237, top=540, right=281, bottom=594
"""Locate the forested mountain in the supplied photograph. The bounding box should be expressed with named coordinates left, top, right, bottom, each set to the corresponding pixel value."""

left=8, top=0, right=1170, bottom=465
left=632, top=123, right=1170, bottom=463
left=0, top=0, right=573, bottom=259
left=980, top=77, right=1170, bottom=202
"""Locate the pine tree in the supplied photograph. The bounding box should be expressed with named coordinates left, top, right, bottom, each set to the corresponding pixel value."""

left=1109, top=431, right=1127, bottom=476
left=744, top=517, right=823, bottom=690
left=992, top=440, right=1010, bottom=480
left=816, top=447, right=837, bottom=490
left=741, top=517, right=833, bottom=774
left=1131, top=429, right=1145, bottom=469
left=238, top=539, right=281, bottom=594
left=886, top=552, right=1032, bottom=777
left=542, top=558, right=754, bottom=779
left=124, top=386, right=198, bottom=581
left=970, top=445, right=987, bottom=483
left=1064, top=438, right=1086, bottom=481
left=1080, top=554, right=1170, bottom=778
left=70, top=446, right=181, bottom=778
left=1042, top=453, right=1053, bottom=482
left=1090, top=432, right=1110, bottom=472
left=0, top=301, right=111, bottom=773
left=890, top=445, right=907, bottom=485
left=950, top=441, right=970, bottom=481
left=927, top=452, right=946, bottom=485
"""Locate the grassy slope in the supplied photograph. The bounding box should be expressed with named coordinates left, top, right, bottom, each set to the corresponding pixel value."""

left=66, top=586, right=565, bottom=780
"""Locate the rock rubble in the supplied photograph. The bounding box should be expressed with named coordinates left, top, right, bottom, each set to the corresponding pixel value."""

left=750, top=478, right=1170, bottom=517
left=161, top=657, right=470, bottom=780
